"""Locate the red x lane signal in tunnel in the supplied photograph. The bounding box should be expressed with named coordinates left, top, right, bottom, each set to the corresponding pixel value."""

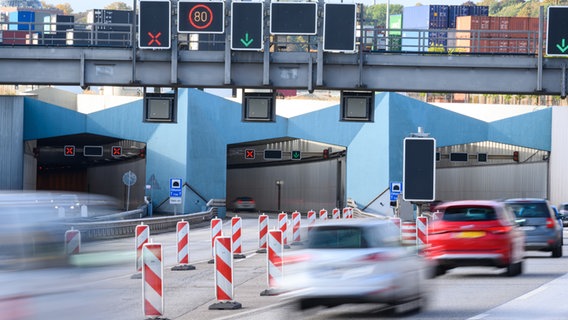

left=138, top=0, right=171, bottom=49
left=245, top=149, right=255, bottom=159
left=112, top=146, right=122, bottom=157
left=64, top=145, right=75, bottom=156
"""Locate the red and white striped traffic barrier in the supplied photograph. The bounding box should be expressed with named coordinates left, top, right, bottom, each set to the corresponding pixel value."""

left=209, top=217, right=223, bottom=264
left=278, top=212, right=288, bottom=246
left=257, top=214, right=269, bottom=253
left=135, top=223, right=149, bottom=274
left=172, top=220, right=196, bottom=271
left=291, top=211, right=301, bottom=244
left=209, top=236, right=242, bottom=310
left=390, top=217, right=402, bottom=239
left=342, top=207, right=353, bottom=219
left=319, top=209, right=328, bottom=220
left=401, top=221, right=417, bottom=246
left=307, top=210, right=316, bottom=232
left=332, top=208, right=340, bottom=219
left=416, top=216, right=429, bottom=249
left=142, top=242, right=164, bottom=318
left=232, top=216, right=246, bottom=259
left=260, top=230, right=283, bottom=296
left=64, top=227, right=80, bottom=255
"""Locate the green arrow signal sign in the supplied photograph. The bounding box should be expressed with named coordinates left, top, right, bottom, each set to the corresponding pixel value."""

left=291, top=150, right=301, bottom=160
left=556, top=38, right=568, bottom=53
left=240, top=33, right=254, bottom=47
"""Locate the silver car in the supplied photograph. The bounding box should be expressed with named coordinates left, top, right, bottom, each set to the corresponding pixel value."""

left=505, top=198, right=563, bottom=258
left=276, top=219, right=430, bottom=315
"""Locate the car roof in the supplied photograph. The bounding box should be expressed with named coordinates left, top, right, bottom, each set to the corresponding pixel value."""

left=434, top=200, right=504, bottom=209
left=504, top=198, right=548, bottom=203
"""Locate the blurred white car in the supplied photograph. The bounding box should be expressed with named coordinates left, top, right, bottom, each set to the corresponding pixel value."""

left=277, top=219, right=431, bottom=315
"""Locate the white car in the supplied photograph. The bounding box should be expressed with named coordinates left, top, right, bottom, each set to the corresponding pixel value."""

left=277, top=219, right=431, bottom=315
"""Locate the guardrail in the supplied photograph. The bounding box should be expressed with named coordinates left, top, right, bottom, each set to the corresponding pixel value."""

left=63, top=207, right=216, bottom=241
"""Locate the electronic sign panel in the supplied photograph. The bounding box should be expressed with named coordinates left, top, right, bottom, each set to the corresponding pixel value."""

left=178, top=1, right=225, bottom=34
left=270, top=2, right=317, bottom=35
left=138, top=0, right=171, bottom=49
left=323, top=3, right=356, bottom=52
left=546, top=6, right=568, bottom=56
left=231, top=1, right=263, bottom=51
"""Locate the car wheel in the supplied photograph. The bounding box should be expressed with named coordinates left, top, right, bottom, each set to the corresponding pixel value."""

left=552, top=244, right=563, bottom=258
left=434, top=265, right=447, bottom=277
left=506, top=260, right=523, bottom=277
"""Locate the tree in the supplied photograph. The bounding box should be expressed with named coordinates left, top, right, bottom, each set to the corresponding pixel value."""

left=105, top=2, right=132, bottom=11
left=363, top=4, right=403, bottom=27
left=55, top=3, right=73, bottom=15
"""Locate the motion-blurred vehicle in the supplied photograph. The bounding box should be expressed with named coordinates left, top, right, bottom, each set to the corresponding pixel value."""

left=505, top=198, right=563, bottom=258
left=232, top=196, right=256, bottom=212
left=558, top=202, right=568, bottom=227
left=425, top=200, right=524, bottom=277
left=277, top=219, right=429, bottom=315
left=550, top=205, right=564, bottom=245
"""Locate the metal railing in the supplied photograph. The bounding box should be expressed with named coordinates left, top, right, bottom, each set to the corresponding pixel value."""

left=0, top=20, right=545, bottom=55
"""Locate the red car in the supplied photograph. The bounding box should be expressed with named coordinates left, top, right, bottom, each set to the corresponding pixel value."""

left=425, top=200, right=525, bottom=277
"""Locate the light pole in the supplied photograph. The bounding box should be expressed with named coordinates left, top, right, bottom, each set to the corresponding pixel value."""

left=276, top=180, right=284, bottom=211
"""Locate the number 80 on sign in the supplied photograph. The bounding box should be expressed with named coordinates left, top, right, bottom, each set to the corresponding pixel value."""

left=178, top=0, right=225, bottom=34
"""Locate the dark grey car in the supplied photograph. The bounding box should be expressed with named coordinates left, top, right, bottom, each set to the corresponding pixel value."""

left=505, top=199, right=563, bottom=258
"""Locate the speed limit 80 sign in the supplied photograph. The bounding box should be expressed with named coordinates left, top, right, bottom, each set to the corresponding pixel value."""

left=178, top=0, right=225, bottom=33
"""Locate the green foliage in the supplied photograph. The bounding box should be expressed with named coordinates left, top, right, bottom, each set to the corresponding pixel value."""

left=363, top=4, right=404, bottom=27
left=479, top=0, right=568, bottom=17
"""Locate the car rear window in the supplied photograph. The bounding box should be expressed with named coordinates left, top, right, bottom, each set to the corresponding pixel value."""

left=442, top=207, right=497, bottom=221
left=507, top=202, right=550, bottom=218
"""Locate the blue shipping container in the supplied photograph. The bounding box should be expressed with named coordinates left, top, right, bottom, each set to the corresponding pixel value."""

left=448, top=5, right=489, bottom=28
left=8, top=11, right=35, bottom=31
left=403, top=5, right=448, bottom=30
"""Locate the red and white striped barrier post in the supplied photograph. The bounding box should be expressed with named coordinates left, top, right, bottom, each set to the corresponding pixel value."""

left=278, top=212, right=289, bottom=247
left=142, top=242, right=164, bottom=318
left=319, top=209, right=328, bottom=220
left=291, top=211, right=302, bottom=245
left=416, top=216, right=429, bottom=250
left=257, top=214, right=268, bottom=253
left=209, top=236, right=242, bottom=310
left=307, top=210, right=316, bottom=232
left=209, top=217, right=223, bottom=264
left=133, top=223, right=149, bottom=278
left=232, top=216, right=246, bottom=259
left=64, top=227, right=80, bottom=255
left=401, top=221, right=417, bottom=246
left=260, top=230, right=283, bottom=296
left=172, top=220, right=196, bottom=271
left=342, top=207, right=353, bottom=219
left=332, top=208, right=340, bottom=219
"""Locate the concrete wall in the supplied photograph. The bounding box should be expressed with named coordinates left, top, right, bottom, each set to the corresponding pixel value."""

left=0, top=96, right=24, bottom=189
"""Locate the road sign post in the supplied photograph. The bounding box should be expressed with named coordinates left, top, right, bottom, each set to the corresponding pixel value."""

left=323, top=3, right=356, bottom=52
left=231, top=1, right=264, bottom=51
left=138, top=0, right=171, bottom=49
left=178, top=1, right=225, bottom=34
left=402, top=137, right=436, bottom=202
left=546, top=6, right=568, bottom=56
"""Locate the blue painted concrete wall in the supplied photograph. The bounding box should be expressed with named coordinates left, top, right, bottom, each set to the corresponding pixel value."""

left=23, top=90, right=552, bottom=214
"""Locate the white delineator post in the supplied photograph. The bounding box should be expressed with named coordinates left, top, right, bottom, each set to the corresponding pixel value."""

left=209, top=217, right=223, bottom=264
left=332, top=208, right=340, bottom=219
left=142, top=242, right=164, bottom=318
left=135, top=223, right=149, bottom=273
left=172, top=220, right=196, bottom=271
left=257, top=214, right=268, bottom=253
left=307, top=210, right=316, bottom=233
left=231, top=216, right=246, bottom=259
left=416, top=216, right=429, bottom=249
left=64, top=227, right=80, bottom=255
left=278, top=212, right=288, bottom=246
left=319, top=209, right=327, bottom=220
left=260, top=229, right=283, bottom=296
left=209, top=236, right=242, bottom=310
left=291, top=211, right=301, bottom=244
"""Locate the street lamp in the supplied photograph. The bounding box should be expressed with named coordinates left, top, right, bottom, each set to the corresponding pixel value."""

left=275, top=180, right=284, bottom=211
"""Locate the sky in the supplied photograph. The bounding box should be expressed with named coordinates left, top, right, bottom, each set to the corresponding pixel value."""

left=51, top=0, right=471, bottom=14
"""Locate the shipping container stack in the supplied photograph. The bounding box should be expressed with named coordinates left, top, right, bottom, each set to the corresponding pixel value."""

left=456, top=16, right=540, bottom=54
left=84, top=9, right=134, bottom=47
left=401, top=4, right=488, bottom=52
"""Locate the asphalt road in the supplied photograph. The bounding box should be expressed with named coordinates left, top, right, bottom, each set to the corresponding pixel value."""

left=4, top=214, right=568, bottom=320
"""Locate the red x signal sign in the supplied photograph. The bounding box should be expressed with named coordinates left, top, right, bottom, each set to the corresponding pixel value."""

left=112, top=146, right=122, bottom=157
left=245, top=149, right=255, bottom=159
left=138, top=0, right=171, bottom=49
left=147, top=32, right=162, bottom=46
left=64, top=145, right=75, bottom=156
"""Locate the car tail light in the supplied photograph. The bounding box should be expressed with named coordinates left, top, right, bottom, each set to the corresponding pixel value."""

left=546, top=218, right=555, bottom=229
left=487, top=225, right=513, bottom=234
left=358, top=252, right=391, bottom=262
left=237, top=200, right=243, bottom=204
left=282, top=253, right=311, bottom=266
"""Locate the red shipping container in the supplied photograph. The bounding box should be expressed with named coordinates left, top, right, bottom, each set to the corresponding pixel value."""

left=0, top=30, right=28, bottom=45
